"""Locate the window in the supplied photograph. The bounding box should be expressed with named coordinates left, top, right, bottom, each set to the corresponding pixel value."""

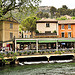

left=61, top=32, right=64, bottom=37
left=10, top=33, right=13, bottom=39
left=46, top=23, right=50, bottom=27
left=68, top=25, right=71, bottom=29
left=61, top=25, right=64, bottom=29
left=10, top=23, right=13, bottom=29
left=68, top=32, right=71, bottom=38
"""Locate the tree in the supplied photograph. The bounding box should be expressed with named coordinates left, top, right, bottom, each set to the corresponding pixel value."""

left=57, top=8, right=67, bottom=15
left=50, top=6, right=57, bottom=18
left=21, top=16, right=38, bottom=38
left=36, top=11, right=49, bottom=18
left=62, top=5, right=68, bottom=9
left=0, top=0, right=41, bottom=19
left=43, top=12, right=49, bottom=18
left=66, top=9, right=72, bottom=15
left=36, top=11, right=43, bottom=18
left=56, top=16, right=67, bottom=20
left=71, top=9, right=75, bottom=16
left=55, top=12, right=60, bottom=18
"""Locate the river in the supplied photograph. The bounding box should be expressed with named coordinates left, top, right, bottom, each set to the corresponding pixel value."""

left=0, top=62, right=75, bottom=75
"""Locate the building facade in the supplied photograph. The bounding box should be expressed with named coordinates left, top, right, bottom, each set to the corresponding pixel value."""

left=19, top=31, right=31, bottom=38
left=35, top=18, right=58, bottom=38
left=36, top=18, right=58, bottom=34
left=0, top=17, right=19, bottom=46
left=58, top=20, right=75, bottom=38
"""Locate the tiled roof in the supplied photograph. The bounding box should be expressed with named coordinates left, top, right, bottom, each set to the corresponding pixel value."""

left=58, top=20, right=75, bottom=24
left=36, top=18, right=58, bottom=23
left=0, top=16, right=19, bottom=23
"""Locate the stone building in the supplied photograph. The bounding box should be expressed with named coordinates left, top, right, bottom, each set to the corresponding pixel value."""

left=35, top=18, right=58, bottom=38
left=0, top=17, right=19, bottom=47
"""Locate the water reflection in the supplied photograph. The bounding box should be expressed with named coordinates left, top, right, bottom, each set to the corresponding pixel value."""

left=0, top=62, right=75, bottom=75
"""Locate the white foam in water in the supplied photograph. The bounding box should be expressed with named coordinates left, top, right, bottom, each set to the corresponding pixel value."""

left=19, top=62, right=24, bottom=65
left=41, top=61, right=48, bottom=63
left=24, top=61, right=42, bottom=64
left=55, top=60, right=73, bottom=63
left=49, top=61, right=55, bottom=63
left=20, top=60, right=73, bottom=65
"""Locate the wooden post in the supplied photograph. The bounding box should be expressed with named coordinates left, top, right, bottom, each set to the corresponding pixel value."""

left=36, top=40, right=38, bottom=53
left=48, top=58, right=49, bottom=62
left=56, top=40, right=58, bottom=51
left=15, top=39, right=16, bottom=53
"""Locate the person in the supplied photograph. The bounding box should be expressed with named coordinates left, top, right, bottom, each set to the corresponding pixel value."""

left=3, top=47, right=5, bottom=52
left=0, top=46, right=2, bottom=51
left=16, top=47, right=19, bottom=51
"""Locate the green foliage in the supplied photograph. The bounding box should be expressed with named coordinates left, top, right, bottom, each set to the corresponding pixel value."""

left=11, top=52, right=14, bottom=54
left=18, top=52, right=22, bottom=56
left=73, top=49, right=75, bottom=53
left=62, top=5, right=68, bottom=9
left=36, top=11, right=44, bottom=18
left=56, top=16, right=67, bottom=20
left=7, top=53, right=10, bottom=57
left=43, top=12, right=49, bottom=18
left=50, top=5, right=73, bottom=18
left=14, top=53, right=17, bottom=56
left=12, top=56, right=17, bottom=61
left=21, top=16, right=39, bottom=37
left=55, top=12, right=60, bottom=18
left=55, top=51, right=58, bottom=54
left=50, top=6, right=57, bottom=18
left=42, top=51, right=45, bottom=54
left=53, top=30, right=57, bottom=33
left=71, top=17, right=75, bottom=19
left=27, top=51, right=31, bottom=55
left=19, top=28, right=21, bottom=32
left=23, top=51, right=27, bottom=54
left=21, top=16, right=38, bottom=31
left=36, top=11, right=49, bottom=18
left=48, top=51, right=52, bottom=54
left=0, top=0, right=41, bottom=19
left=0, top=53, right=4, bottom=59
left=58, top=51, right=62, bottom=54
left=35, top=30, right=39, bottom=33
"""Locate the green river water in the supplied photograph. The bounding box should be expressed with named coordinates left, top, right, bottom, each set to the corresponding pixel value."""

left=0, top=63, right=75, bottom=75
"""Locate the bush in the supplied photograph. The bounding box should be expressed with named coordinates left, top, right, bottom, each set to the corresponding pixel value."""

left=27, top=51, right=31, bottom=55
left=7, top=53, right=10, bottom=57
left=38, top=51, right=41, bottom=54
left=48, top=51, right=52, bottom=54
left=53, top=30, right=57, bottom=33
left=62, top=51, right=65, bottom=53
left=35, top=30, right=39, bottom=33
left=14, top=53, right=17, bottom=56
left=18, top=52, right=22, bottom=56
left=55, top=51, right=58, bottom=54
left=58, top=51, right=61, bottom=54
left=23, top=51, right=27, bottom=54
left=11, top=52, right=14, bottom=54
left=73, top=49, right=75, bottom=53
left=32, top=52, right=34, bottom=54
left=34, top=51, right=36, bottom=53
left=42, top=51, right=45, bottom=54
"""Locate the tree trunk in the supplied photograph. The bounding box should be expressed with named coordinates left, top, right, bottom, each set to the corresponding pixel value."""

left=31, top=31, right=35, bottom=38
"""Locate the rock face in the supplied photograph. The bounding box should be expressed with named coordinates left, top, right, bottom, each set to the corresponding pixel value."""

left=37, top=6, right=51, bottom=13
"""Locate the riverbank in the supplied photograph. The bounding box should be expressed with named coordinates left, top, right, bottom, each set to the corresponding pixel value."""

left=0, top=52, right=75, bottom=66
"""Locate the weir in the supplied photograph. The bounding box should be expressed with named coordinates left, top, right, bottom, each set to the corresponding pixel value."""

left=0, top=53, right=75, bottom=65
